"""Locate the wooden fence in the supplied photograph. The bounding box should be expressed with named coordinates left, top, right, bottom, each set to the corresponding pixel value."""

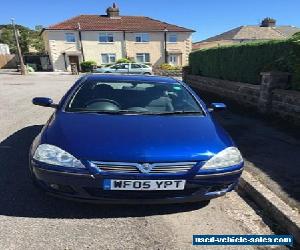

left=0, top=54, right=17, bottom=69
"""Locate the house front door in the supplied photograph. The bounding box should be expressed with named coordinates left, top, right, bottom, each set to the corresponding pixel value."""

left=68, top=55, right=80, bottom=71
left=168, top=54, right=179, bottom=66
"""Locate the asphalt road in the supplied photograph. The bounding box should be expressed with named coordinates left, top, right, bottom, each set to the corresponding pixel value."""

left=0, top=73, right=279, bottom=250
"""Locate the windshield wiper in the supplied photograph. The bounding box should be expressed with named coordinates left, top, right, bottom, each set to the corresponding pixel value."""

left=69, top=109, right=147, bottom=115
left=153, top=111, right=203, bottom=115
left=69, top=109, right=203, bottom=115
left=117, top=110, right=203, bottom=115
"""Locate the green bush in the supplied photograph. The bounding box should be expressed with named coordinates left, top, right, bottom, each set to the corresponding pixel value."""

left=116, top=58, right=135, bottom=63
left=189, top=39, right=300, bottom=90
left=80, top=61, right=97, bottom=72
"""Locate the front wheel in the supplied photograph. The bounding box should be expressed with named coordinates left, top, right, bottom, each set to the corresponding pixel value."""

left=143, top=72, right=151, bottom=75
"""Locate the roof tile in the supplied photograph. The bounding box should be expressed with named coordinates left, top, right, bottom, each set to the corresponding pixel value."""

left=46, top=15, right=194, bottom=32
left=194, top=25, right=300, bottom=44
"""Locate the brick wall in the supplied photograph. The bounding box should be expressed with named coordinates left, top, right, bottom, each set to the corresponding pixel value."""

left=185, top=74, right=300, bottom=125
left=0, top=54, right=17, bottom=69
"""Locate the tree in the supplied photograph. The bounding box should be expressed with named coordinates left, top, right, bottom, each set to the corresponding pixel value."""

left=291, top=32, right=300, bottom=42
left=0, top=28, right=16, bottom=52
left=30, top=27, right=45, bottom=52
left=0, top=24, right=44, bottom=54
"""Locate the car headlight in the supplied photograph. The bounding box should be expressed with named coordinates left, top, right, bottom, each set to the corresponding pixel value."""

left=201, top=147, right=243, bottom=170
left=33, top=144, right=85, bottom=168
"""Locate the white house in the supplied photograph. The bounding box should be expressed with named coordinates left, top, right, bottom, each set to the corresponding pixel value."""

left=41, top=4, right=194, bottom=71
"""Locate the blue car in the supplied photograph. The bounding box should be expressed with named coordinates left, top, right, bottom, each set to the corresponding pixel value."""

left=30, top=74, right=244, bottom=204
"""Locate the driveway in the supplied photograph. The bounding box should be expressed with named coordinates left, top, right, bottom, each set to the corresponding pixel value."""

left=0, top=74, right=278, bottom=250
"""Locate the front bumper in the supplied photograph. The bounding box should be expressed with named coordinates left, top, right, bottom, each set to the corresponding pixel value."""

left=31, top=161, right=243, bottom=204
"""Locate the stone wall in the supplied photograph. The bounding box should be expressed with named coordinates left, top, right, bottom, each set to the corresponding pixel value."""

left=184, top=74, right=300, bottom=125
left=272, top=89, right=300, bottom=123
left=154, top=68, right=182, bottom=77
left=186, top=75, right=260, bottom=108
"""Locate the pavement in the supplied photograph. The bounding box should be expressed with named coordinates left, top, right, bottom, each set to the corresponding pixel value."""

left=191, top=86, right=300, bottom=246
left=239, top=171, right=300, bottom=245
left=195, top=91, right=300, bottom=212
left=0, top=73, right=286, bottom=249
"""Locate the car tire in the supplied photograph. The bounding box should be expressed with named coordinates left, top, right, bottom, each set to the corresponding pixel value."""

left=143, top=72, right=151, bottom=75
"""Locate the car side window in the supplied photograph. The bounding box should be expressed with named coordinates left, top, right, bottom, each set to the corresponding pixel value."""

left=131, top=64, right=142, bottom=69
left=116, top=64, right=128, bottom=69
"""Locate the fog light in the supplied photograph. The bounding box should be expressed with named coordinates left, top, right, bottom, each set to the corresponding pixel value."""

left=50, top=183, right=60, bottom=190
left=48, top=183, right=75, bottom=194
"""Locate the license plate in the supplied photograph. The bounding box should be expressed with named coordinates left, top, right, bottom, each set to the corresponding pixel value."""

left=103, top=179, right=186, bottom=191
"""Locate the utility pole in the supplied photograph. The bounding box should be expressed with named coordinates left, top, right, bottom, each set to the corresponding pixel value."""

left=11, top=18, right=27, bottom=75
left=77, top=22, right=85, bottom=62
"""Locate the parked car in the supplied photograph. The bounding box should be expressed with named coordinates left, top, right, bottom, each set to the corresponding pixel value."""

left=94, top=63, right=152, bottom=75
left=30, top=74, right=243, bottom=204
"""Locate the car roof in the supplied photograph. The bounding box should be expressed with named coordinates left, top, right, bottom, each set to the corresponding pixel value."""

left=85, top=74, right=180, bottom=84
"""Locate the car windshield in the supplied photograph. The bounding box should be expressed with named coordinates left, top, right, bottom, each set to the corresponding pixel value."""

left=65, top=80, right=203, bottom=115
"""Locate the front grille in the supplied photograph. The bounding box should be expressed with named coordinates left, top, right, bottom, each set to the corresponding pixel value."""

left=97, top=164, right=139, bottom=174
left=90, top=161, right=197, bottom=174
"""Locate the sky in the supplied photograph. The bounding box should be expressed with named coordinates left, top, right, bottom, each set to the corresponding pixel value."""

left=1, top=0, right=300, bottom=42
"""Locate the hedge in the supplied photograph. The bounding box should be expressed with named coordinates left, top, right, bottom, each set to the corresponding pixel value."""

left=189, top=38, right=300, bottom=90
left=80, top=61, right=97, bottom=72
left=116, top=58, right=135, bottom=63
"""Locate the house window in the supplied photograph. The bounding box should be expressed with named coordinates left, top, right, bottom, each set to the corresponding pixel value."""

left=136, top=53, right=150, bottom=63
left=99, top=33, right=114, bottom=43
left=168, top=34, right=177, bottom=43
left=135, top=33, right=149, bottom=43
left=101, top=53, right=116, bottom=64
left=65, top=33, right=76, bottom=43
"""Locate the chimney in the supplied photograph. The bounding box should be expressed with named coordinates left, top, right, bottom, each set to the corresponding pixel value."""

left=260, top=17, right=276, bottom=27
left=106, top=3, right=120, bottom=18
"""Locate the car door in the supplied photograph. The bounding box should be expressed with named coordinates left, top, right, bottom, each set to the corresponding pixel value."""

left=130, top=63, right=144, bottom=74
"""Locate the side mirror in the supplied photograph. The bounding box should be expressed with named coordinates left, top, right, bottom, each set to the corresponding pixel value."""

left=32, top=97, right=58, bottom=108
left=208, top=103, right=226, bottom=112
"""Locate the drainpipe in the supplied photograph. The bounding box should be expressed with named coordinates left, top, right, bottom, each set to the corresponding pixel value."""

left=164, top=27, right=168, bottom=63
left=123, top=30, right=127, bottom=58
left=77, top=22, right=85, bottom=62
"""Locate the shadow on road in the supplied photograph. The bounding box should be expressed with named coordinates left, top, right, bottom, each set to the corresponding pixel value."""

left=0, top=125, right=208, bottom=219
